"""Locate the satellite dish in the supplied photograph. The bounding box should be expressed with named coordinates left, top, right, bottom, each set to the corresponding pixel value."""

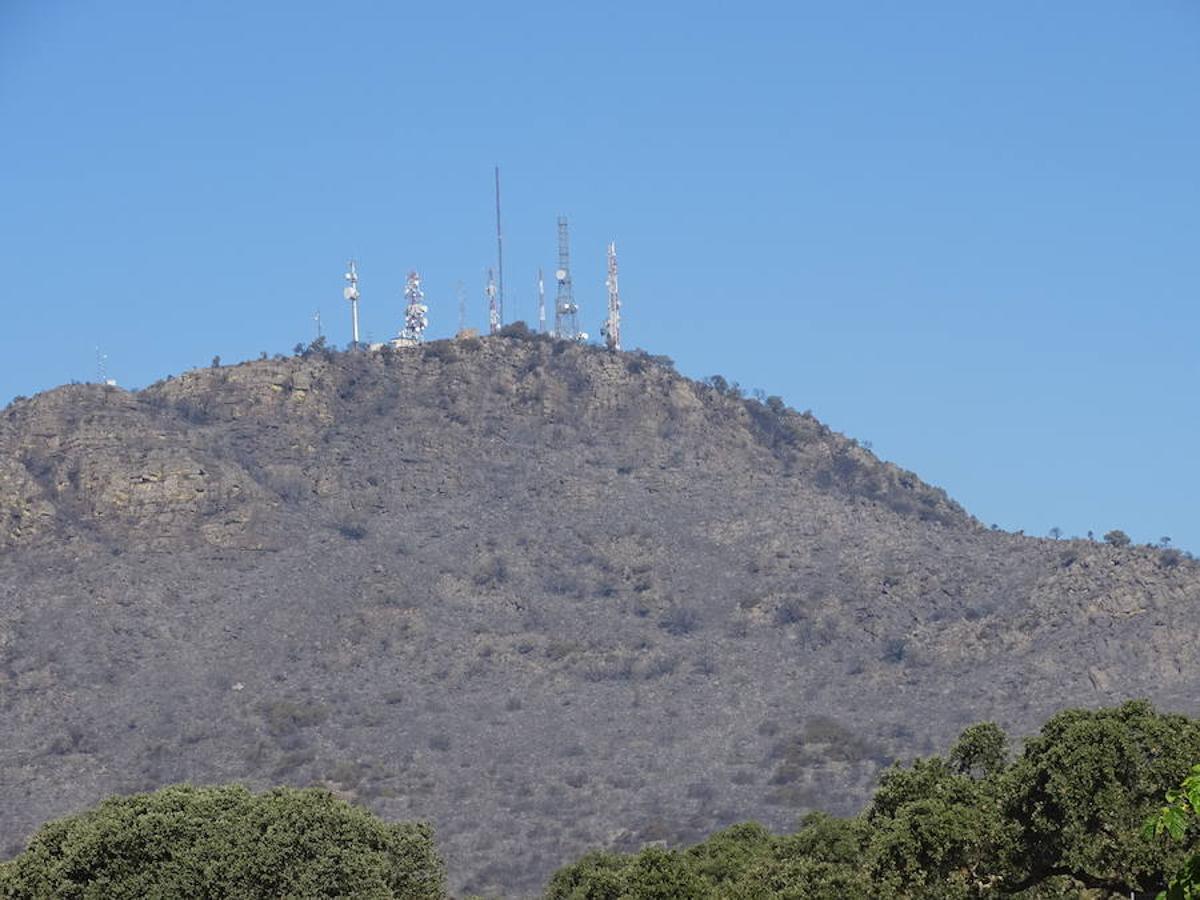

left=344, top=286, right=358, bottom=301
left=555, top=269, right=568, bottom=282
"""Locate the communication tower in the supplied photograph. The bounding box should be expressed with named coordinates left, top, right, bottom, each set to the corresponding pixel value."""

left=554, top=217, right=585, bottom=341
left=314, top=309, right=323, bottom=340
left=94, top=347, right=117, bottom=387
left=601, top=241, right=621, bottom=351
left=537, top=268, right=546, bottom=334
left=486, top=268, right=500, bottom=334
left=344, top=260, right=361, bottom=347
left=494, top=166, right=505, bottom=328
left=395, top=270, right=429, bottom=345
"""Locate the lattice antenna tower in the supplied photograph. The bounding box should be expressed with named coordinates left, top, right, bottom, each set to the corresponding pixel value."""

left=95, top=346, right=116, bottom=387
left=398, top=271, right=429, bottom=343
left=602, top=241, right=621, bottom=351
left=486, top=268, right=500, bottom=334
left=537, top=268, right=546, bottom=333
left=494, top=166, right=505, bottom=328
left=456, top=281, right=467, bottom=334
left=314, top=309, right=323, bottom=340
left=554, top=216, right=584, bottom=341
left=343, top=260, right=361, bottom=347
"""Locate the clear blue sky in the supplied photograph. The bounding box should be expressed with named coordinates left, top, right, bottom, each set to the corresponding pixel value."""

left=2, top=2, right=1197, bottom=549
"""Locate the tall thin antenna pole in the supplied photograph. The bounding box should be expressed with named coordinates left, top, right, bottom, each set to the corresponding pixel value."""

left=494, top=166, right=505, bottom=329
left=344, top=260, right=360, bottom=347
left=537, top=268, right=546, bottom=334
left=603, top=241, right=621, bottom=351
left=314, top=309, right=323, bottom=340
left=456, top=281, right=467, bottom=334
left=554, top=216, right=582, bottom=341
left=486, top=268, right=500, bottom=335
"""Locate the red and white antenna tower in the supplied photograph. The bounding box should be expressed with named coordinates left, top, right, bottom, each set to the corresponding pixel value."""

left=396, top=270, right=428, bottom=344
left=602, top=241, right=621, bottom=351
left=486, top=268, right=500, bottom=334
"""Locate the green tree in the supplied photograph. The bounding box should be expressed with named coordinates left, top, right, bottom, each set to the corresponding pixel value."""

left=683, top=822, right=774, bottom=888
left=1003, top=700, right=1200, bottom=894
left=1145, top=764, right=1200, bottom=899
left=949, top=722, right=1008, bottom=779
left=1104, top=529, right=1132, bottom=547
left=543, top=850, right=637, bottom=900
left=544, top=847, right=711, bottom=900
left=0, top=784, right=445, bottom=899
left=864, top=756, right=1017, bottom=897
left=727, top=814, right=869, bottom=899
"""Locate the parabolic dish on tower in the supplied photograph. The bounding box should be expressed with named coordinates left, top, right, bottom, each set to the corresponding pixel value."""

left=555, top=269, right=568, bottom=283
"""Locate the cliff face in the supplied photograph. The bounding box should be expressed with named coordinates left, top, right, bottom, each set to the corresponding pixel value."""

left=2, top=334, right=1197, bottom=896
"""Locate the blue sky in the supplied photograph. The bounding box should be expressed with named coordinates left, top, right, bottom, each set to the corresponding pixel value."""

left=1, top=1, right=1197, bottom=549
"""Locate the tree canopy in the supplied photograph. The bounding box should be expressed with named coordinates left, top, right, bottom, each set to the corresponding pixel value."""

left=0, top=784, right=445, bottom=899
left=545, top=701, right=1200, bottom=899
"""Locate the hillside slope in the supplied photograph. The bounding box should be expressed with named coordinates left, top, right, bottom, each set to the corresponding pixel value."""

left=2, top=332, right=1198, bottom=896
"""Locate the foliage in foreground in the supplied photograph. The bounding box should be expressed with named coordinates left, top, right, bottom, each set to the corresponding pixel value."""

left=1146, top=764, right=1200, bottom=899
left=0, top=784, right=445, bottom=899
left=546, top=701, right=1200, bottom=899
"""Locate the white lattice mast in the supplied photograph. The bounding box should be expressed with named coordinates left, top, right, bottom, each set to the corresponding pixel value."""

left=602, top=241, right=621, bottom=351
left=486, top=268, right=500, bottom=334
left=537, top=268, right=546, bottom=333
left=554, top=217, right=584, bottom=341
left=397, top=270, right=429, bottom=343
left=343, top=260, right=360, bottom=347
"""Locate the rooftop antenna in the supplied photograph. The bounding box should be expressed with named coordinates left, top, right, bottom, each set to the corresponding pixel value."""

left=456, top=280, right=467, bottom=334
left=602, top=241, right=621, bottom=351
left=396, top=270, right=429, bottom=344
left=537, top=267, right=546, bottom=334
left=494, top=166, right=505, bottom=328
left=343, top=260, right=360, bottom=348
left=554, top=216, right=585, bottom=341
left=486, top=268, right=500, bottom=334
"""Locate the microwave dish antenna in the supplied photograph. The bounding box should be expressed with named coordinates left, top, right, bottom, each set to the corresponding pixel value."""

left=553, top=217, right=583, bottom=341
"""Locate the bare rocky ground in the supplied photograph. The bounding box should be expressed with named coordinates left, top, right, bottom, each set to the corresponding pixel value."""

left=2, top=332, right=1197, bottom=896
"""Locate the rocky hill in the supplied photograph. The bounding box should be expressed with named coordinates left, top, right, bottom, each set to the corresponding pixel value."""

left=2, top=331, right=1198, bottom=896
